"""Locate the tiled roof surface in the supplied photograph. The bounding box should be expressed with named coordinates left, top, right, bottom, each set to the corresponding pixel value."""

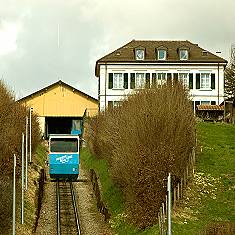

left=95, top=40, right=227, bottom=76
left=197, top=105, right=224, bottom=111
left=97, top=40, right=227, bottom=63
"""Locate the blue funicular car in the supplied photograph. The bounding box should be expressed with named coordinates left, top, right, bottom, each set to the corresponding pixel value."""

left=49, top=134, right=80, bottom=180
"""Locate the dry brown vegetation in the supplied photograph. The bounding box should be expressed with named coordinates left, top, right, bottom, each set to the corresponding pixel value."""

left=88, top=83, right=196, bottom=228
left=199, top=222, right=235, bottom=235
left=0, top=80, right=41, bottom=234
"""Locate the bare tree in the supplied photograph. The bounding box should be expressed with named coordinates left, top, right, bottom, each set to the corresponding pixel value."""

left=225, top=59, right=235, bottom=98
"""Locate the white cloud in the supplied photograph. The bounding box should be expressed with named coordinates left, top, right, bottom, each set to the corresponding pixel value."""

left=0, top=0, right=235, bottom=99
left=0, top=20, right=22, bottom=56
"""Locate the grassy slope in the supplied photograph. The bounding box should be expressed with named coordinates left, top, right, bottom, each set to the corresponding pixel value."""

left=171, top=122, right=235, bottom=234
left=81, top=123, right=235, bottom=235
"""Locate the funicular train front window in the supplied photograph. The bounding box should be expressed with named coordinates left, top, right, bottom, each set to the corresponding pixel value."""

left=50, top=138, right=78, bottom=152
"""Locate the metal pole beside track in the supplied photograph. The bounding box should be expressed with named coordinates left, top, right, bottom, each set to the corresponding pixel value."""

left=25, top=116, right=28, bottom=191
left=13, top=154, right=16, bottom=235
left=167, top=173, right=172, bottom=235
left=21, top=133, right=25, bottom=224
left=29, top=108, right=32, bottom=163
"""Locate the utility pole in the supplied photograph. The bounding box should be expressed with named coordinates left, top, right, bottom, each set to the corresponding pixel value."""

left=13, top=154, right=16, bottom=235
left=25, top=116, right=28, bottom=191
left=21, top=133, right=25, bottom=224
left=29, top=108, right=33, bottom=163
left=167, top=173, right=172, bottom=235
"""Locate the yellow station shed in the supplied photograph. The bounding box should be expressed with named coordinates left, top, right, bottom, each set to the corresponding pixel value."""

left=19, top=80, right=98, bottom=138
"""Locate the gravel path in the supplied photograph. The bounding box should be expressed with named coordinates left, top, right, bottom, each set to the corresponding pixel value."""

left=35, top=170, right=57, bottom=235
left=35, top=164, right=113, bottom=235
left=75, top=164, right=113, bottom=235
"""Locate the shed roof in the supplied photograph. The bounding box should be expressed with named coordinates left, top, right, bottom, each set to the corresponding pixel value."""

left=18, top=80, right=97, bottom=102
left=197, top=105, right=224, bottom=111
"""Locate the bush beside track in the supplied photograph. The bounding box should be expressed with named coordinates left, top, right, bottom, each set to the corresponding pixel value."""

left=0, top=80, right=41, bottom=234
left=82, top=122, right=235, bottom=235
left=87, top=83, right=196, bottom=228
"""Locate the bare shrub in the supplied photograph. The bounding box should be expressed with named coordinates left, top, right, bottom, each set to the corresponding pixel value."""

left=88, top=82, right=195, bottom=228
left=198, top=222, right=235, bottom=235
left=0, top=80, right=41, bottom=232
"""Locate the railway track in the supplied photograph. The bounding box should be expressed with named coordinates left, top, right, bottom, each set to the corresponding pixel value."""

left=56, top=181, right=81, bottom=235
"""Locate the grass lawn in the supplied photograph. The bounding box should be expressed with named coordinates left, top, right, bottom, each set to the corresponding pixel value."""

left=81, top=122, right=235, bottom=235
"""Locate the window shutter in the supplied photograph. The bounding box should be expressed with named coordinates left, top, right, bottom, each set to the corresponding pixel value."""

left=173, top=73, right=178, bottom=82
left=108, top=73, right=113, bottom=89
left=211, top=73, right=215, bottom=89
left=196, top=73, right=200, bottom=89
left=124, top=73, right=128, bottom=89
left=191, top=101, right=194, bottom=111
left=146, top=73, right=150, bottom=88
left=130, top=73, right=135, bottom=89
left=167, top=73, right=172, bottom=83
left=152, top=73, right=156, bottom=86
left=195, top=101, right=200, bottom=108
left=189, top=73, right=193, bottom=89
left=108, top=101, right=113, bottom=110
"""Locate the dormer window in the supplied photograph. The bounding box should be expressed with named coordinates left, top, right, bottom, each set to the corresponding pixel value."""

left=202, top=51, right=208, bottom=56
left=179, top=49, right=189, bottom=60
left=158, top=49, right=167, bottom=60
left=135, top=49, right=145, bottom=60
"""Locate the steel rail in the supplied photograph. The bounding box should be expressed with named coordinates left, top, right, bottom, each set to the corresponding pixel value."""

left=70, top=182, right=82, bottom=235
left=56, top=181, right=81, bottom=235
left=56, top=181, right=61, bottom=235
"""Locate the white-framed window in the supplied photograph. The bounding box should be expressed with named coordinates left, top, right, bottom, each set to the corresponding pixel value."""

left=179, top=49, right=189, bottom=60
left=113, top=101, right=121, bottom=107
left=158, top=49, right=166, bottom=60
left=113, top=73, right=124, bottom=89
left=136, top=73, right=145, bottom=88
left=108, top=101, right=122, bottom=109
left=157, top=73, right=166, bottom=87
left=179, top=73, right=188, bottom=86
left=200, top=73, right=210, bottom=89
left=201, top=101, right=210, bottom=105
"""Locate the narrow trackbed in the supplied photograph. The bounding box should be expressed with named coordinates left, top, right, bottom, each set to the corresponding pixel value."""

left=56, top=181, right=81, bottom=235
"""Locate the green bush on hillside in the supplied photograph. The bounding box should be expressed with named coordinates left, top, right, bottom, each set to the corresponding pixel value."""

left=88, top=82, right=196, bottom=228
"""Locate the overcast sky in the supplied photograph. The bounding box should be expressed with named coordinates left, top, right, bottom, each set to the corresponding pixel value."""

left=0, top=0, right=235, bottom=99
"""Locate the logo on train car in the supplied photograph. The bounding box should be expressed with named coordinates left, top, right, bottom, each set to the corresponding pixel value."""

left=56, top=155, right=73, bottom=163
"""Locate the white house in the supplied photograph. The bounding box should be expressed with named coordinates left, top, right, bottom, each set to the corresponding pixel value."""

left=95, top=40, right=227, bottom=111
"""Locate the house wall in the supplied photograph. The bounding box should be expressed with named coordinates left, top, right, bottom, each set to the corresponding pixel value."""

left=98, top=63, right=225, bottom=111
left=21, top=83, right=98, bottom=117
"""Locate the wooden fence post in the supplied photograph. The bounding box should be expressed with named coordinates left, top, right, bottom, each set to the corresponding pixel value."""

left=180, top=178, right=183, bottom=198
left=159, top=207, right=164, bottom=235
left=177, top=183, right=180, bottom=200
left=158, top=212, right=162, bottom=235
left=173, top=187, right=176, bottom=207
left=162, top=202, right=165, bottom=222
left=184, top=171, right=187, bottom=187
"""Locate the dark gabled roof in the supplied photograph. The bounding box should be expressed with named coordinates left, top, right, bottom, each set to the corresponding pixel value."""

left=18, top=80, right=98, bottom=102
left=95, top=40, right=228, bottom=76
